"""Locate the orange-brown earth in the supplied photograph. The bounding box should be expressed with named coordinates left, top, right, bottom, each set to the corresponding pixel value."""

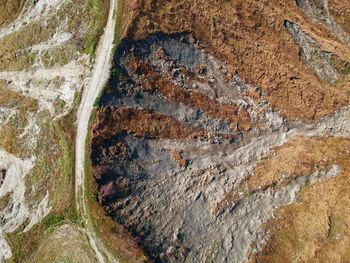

left=92, top=107, right=197, bottom=140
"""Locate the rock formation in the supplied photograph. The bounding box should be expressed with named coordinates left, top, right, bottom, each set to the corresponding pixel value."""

left=91, top=0, right=350, bottom=262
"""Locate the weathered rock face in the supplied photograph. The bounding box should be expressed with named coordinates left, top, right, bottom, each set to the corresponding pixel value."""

left=91, top=31, right=350, bottom=262
left=92, top=34, right=287, bottom=262
left=284, top=20, right=348, bottom=83
left=296, top=0, right=350, bottom=44
left=91, top=0, right=350, bottom=262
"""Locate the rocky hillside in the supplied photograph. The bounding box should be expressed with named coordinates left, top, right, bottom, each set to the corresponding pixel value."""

left=91, top=0, right=350, bottom=262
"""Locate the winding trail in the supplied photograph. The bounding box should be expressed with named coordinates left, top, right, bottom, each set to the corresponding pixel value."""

left=75, top=0, right=119, bottom=262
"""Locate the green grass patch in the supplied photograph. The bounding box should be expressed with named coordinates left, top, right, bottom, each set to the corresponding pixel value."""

left=84, top=0, right=107, bottom=55
left=44, top=215, right=65, bottom=230
left=42, top=43, right=80, bottom=68
left=43, top=207, right=82, bottom=233
left=55, top=123, right=71, bottom=182
left=113, top=0, right=124, bottom=48
left=8, top=234, right=25, bottom=263
left=83, top=108, right=97, bottom=213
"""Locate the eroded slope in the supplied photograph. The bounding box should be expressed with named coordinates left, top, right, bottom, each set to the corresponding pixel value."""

left=90, top=0, right=350, bottom=262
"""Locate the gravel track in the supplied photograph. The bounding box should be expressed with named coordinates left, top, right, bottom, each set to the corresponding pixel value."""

left=75, top=0, right=119, bottom=262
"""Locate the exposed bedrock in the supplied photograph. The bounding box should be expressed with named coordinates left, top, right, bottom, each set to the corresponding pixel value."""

left=295, top=0, right=349, bottom=44
left=284, top=20, right=350, bottom=83
left=91, top=33, right=350, bottom=262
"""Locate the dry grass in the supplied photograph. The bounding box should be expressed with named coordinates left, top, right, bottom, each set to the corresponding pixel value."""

left=0, top=0, right=112, bottom=260
left=29, top=224, right=97, bottom=263
left=329, top=0, right=350, bottom=35
left=246, top=137, right=350, bottom=262
left=0, top=0, right=26, bottom=26
left=216, top=137, right=350, bottom=216
left=170, top=150, right=188, bottom=168
left=245, top=137, right=342, bottom=192
left=87, top=189, right=148, bottom=263
left=0, top=97, right=78, bottom=262
left=93, top=107, right=197, bottom=141
left=0, top=0, right=109, bottom=71
left=124, top=0, right=350, bottom=122
left=119, top=0, right=140, bottom=39
left=0, top=82, right=35, bottom=155
left=41, top=43, right=81, bottom=68
left=0, top=19, right=58, bottom=70
left=89, top=0, right=350, bottom=261
left=0, top=81, right=38, bottom=112
left=0, top=124, right=17, bottom=154
left=5, top=97, right=79, bottom=263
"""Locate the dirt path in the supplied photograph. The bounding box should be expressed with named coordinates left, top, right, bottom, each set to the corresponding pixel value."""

left=75, top=0, right=119, bottom=262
